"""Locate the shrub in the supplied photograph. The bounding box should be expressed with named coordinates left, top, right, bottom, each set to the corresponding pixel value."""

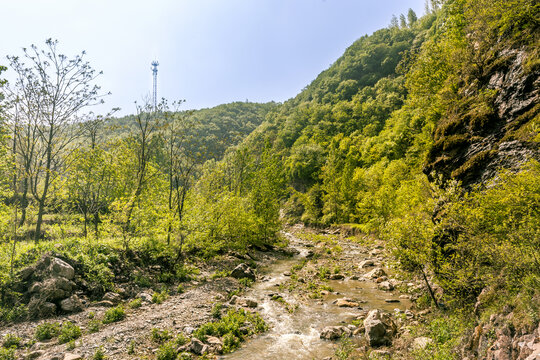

left=152, top=290, right=169, bottom=304
left=88, top=319, right=100, bottom=333
left=102, top=306, right=125, bottom=324
left=58, top=322, right=82, bottom=344
left=194, top=308, right=267, bottom=353
left=211, top=303, right=223, bottom=319
left=0, top=348, right=15, bottom=360
left=151, top=328, right=172, bottom=344
left=1, top=334, right=21, bottom=349
left=35, top=322, right=61, bottom=341
left=128, top=298, right=142, bottom=309
left=156, top=340, right=177, bottom=360
left=92, top=347, right=106, bottom=360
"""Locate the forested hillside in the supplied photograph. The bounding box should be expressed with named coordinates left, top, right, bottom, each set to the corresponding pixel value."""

left=0, top=0, right=538, bottom=359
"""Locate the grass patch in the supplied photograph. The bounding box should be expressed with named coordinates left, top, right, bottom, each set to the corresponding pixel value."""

left=102, top=306, right=125, bottom=324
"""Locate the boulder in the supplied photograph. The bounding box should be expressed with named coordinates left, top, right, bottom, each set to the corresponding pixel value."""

left=364, top=309, right=396, bottom=347
left=49, top=258, right=75, bottom=280
left=335, top=298, right=360, bottom=308
left=329, top=274, right=345, bottom=280
left=102, top=292, right=122, bottom=304
left=359, top=260, right=375, bottom=268
left=378, top=281, right=394, bottom=291
left=240, top=298, right=258, bottom=308
left=25, top=350, right=44, bottom=359
left=206, top=336, right=223, bottom=354
left=364, top=268, right=386, bottom=279
left=189, top=337, right=208, bottom=355
left=231, top=263, right=256, bottom=281
left=60, top=295, right=84, bottom=313
left=320, top=326, right=352, bottom=340
left=28, top=297, right=57, bottom=318
left=136, top=292, right=153, bottom=303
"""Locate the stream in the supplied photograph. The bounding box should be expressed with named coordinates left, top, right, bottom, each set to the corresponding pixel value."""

left=222, top=233, right=411, bottom=360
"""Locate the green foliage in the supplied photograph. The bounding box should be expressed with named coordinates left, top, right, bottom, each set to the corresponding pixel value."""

left=211, top=303, right=223, bottom=319
left=35, top=322, right=61, bottom=341
left=88, top=319, right=100, bottom=333
left=92, top=347, right=106, bottom=360
left=193, top=308, right=267, bottom=353
left=128, top=298, right=142, bottom=309
left=151, top=328, right=172, bottom=344
left=102, top=306, right=125, bottom=324
left=0, top=348, right=15, bottom=360
left=411, top=314, right=468, bottom=360
left=152, top=290, right=169, bottom=304
left=58, top=322, right=82, bottom=344
left=1, top=334, right=21, bottom=349
left=156, top=340, right=178, bottom=360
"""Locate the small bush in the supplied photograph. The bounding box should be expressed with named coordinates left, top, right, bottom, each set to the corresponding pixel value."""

left=92, top=347, right=106, bottom=360
left=211, top=303, right=223, bottom=319
left=156, top=340, right=177, bottom=360
left=151, top=328, right=172, bottom=344
left=176, top=284, right=185, bottom=294
left=238, top=278, right=254, bottom=288
left=152, top=290, right=169, bottom=304
left=1, top=334, right=21, bottom=349
left=128, top=298, right=142, bottom=309
left=35, top=322, right=61, bottom=341
left=58, top=322, right=82, bottom=344
left=0, top=347, right=15, bottom=360
left=88, top=319, right=100, bottom=333
left=102, top=306, right=125, bottom=324
left=193, top=308, right=267, bottom=353
left=174, top=333, right=188, bottom=347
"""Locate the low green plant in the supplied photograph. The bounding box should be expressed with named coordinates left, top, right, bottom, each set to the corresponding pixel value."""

left=92, top=347, right=106, bottom=360
left=1, top=334, right=21, bottom=349
left=88, top=319, right=100, bottom=333
left=335, top=335, right=354, bottom=360
left=211, top=303, right=223, bottom=319
left=193, top=308, right=267, bottom=353
left=66, top=340, right=76, bottom=350
left=176, top=284, right=185, bottom=294
left=151, top=328, right=172, bottom=344
left=87, top=311, right=95, bottom=319
left=127, top=340, right=136, bottom=355
left=152, top=290, right=169, bottom=304
left=0, top=347, right=15, bottom=360
left=35, top=322, right=61, bottom=341
left=102, top=306, right=125, bottom=324
left=238, top=278, right=254, bottom=288
left=211, top=270, right=230, bottom=279
left=156, top=340, right=177, bottom=360
left=128, top=298, right=142, bottom=309
left=58, top=322, right=82, bottom=344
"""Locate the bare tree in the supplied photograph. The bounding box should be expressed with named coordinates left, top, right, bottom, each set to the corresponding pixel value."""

left=6, top=39, right=106, bottom=241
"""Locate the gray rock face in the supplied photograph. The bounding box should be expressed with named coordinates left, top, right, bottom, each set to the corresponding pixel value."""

left=364, top=309, right=396, bottom=347
left=378, top=281, right=394, bottom=291
left=102, top=292, right=122, bottom=304
left=20, top=255, right=80, bottom=318
left=320, top=326, right=352, bottom=340
left=49, top=258, right=75, bottom=280
left=364, top=268, right=386, bottom=279
left=60, top=295, right=84, bottom=313
left=231, top=263, right=256, bottom=281
left=205, top=336, right=223, bottom=354
left=189, top=337, right=208, bottom=355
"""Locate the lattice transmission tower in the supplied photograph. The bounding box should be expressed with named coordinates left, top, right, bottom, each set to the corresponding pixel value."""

left=151, top=60, right=159, bottom=110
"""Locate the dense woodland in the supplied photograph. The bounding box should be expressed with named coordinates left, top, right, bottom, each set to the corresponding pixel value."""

left=0, top=0, right=539, bottom=358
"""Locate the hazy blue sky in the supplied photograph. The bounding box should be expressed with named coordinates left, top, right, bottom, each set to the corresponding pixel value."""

left=1, top=0, right=425, bottom=116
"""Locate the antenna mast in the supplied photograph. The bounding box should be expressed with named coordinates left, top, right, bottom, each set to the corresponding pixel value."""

left=151, top=60, right=159, bottom=110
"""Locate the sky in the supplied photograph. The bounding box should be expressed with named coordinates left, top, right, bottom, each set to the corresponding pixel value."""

left=1, top=0, right=426, bottom=116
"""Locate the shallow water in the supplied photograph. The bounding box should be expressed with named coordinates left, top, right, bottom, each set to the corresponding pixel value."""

left=222, top=236, right=411, bottom=360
